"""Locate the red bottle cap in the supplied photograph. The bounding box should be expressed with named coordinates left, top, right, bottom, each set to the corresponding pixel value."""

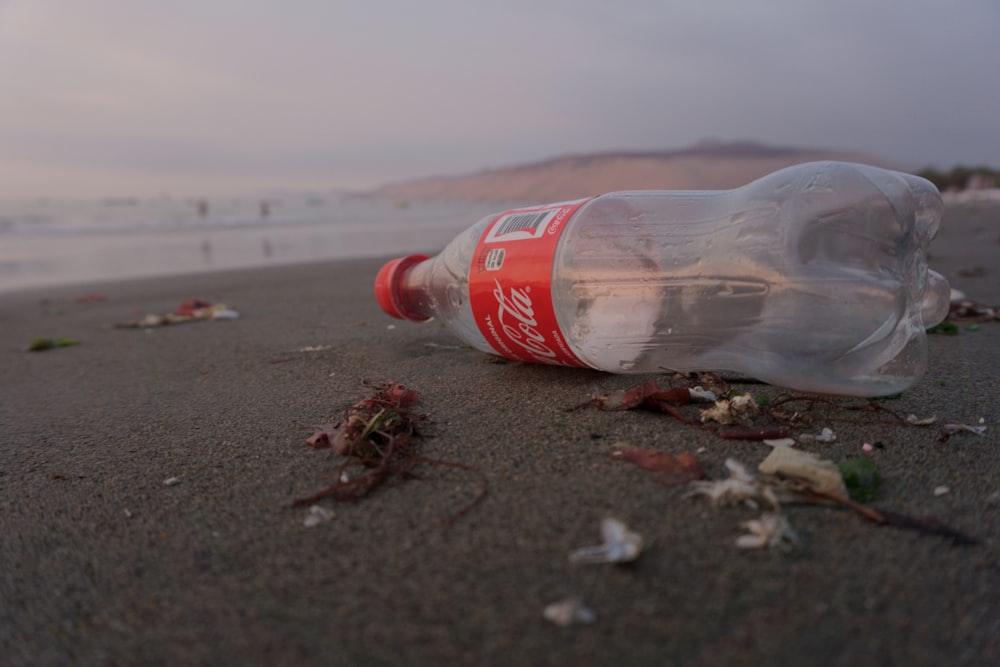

left=374, top=254, right=430, bottom=321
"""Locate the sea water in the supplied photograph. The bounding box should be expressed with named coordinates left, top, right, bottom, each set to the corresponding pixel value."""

left=0, top=194, right=503, bottom=293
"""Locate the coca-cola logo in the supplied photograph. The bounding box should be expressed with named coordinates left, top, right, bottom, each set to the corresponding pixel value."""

left=492, top=279, right=558, bottom=362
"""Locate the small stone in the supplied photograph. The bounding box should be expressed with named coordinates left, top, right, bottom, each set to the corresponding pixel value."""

left=543, top=597, right=597, bottom=626
left=303, top=505, right=336, bottom=527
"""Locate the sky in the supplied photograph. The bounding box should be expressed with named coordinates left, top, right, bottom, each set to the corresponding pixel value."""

left=1, top=0, right=998, bottom=198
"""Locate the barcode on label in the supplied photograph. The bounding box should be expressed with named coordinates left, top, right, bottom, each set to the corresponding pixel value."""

left=485, top=209, right=558, bottom=242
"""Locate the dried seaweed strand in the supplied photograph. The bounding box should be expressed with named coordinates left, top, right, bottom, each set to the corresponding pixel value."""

left=293, top=380, right=487, bottom=525
left=767, top=395, right=914, bottom=427
left=779, top=475, right=978, bottom=546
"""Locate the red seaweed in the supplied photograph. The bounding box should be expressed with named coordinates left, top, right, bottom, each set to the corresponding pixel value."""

left=293, top=380, right=487, bottom=525
left=611, top=448, right=706, bottom=485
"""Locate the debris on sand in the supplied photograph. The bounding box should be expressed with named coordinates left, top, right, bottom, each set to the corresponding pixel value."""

left=610, top=447, right=705, bottom=485
left=940, top=420, right=987, bottom=439
left=758, top=446, right=848, bottom=498
left=27, top=337, right=80, bottom=352
left=293, top=380, right=486, bottom=525
left=685, top=456, right=976, bottom=546
left=736, top=513, right=801, bottom=550
left=543, top=597, right=597, bottom=627
left=302, top=505, right=335, bottom=527
left=114, top=299, right=238, bottom=328
left=686, top=459, right=779, bottom=510
left=839, top=458, right=882, bottom=502
left=576, top=377, right=790, bottom=441
left=569, top=518, right=643, bottom=564
left=798, top=427, right=836, bottom=444
left=700, top=394, right=759, bottom=426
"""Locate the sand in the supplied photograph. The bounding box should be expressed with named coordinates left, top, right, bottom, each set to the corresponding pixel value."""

left=2, top=203, right=998, bottom=666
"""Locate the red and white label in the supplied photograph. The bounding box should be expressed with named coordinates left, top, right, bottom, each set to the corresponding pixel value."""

left=469, top=198, right=595, bottom=367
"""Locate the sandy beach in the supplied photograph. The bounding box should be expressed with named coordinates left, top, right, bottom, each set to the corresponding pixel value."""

left=2, top=202, right=998, bottom=666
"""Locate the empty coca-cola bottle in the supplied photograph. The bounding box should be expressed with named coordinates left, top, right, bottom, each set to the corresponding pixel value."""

left=375, top=161, right=950, bottom=396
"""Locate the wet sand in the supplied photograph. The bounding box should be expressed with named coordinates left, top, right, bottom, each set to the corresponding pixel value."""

left=2, top=202, right=998, bottom=666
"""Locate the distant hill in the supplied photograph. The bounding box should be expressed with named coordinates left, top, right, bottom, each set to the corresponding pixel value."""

left=372, top=140, right=910, bottom=204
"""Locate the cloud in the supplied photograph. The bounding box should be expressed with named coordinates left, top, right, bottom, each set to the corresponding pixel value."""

left=0, top=0, right=997, bottom=197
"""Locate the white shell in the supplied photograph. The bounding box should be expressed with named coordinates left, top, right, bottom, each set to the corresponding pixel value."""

left=569, top=518, right=643, bottom=564
left=543, top=597, right=597, bottom=626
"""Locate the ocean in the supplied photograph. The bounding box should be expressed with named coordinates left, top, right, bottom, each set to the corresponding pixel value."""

left=0, top=194, right=505, bottom=293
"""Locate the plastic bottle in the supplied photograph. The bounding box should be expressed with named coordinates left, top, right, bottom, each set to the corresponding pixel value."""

left=375, top=161, right=950, bottom=396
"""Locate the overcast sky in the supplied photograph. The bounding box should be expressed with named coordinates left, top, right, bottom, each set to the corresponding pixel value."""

left=1, top=0, right=998, bottom=198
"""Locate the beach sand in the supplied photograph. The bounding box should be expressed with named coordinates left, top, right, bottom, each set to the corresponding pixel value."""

left=2, top=203, right=998, bottom=666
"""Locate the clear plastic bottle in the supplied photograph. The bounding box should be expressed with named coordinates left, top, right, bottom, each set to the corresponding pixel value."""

left=375, top=161, right=951, bottom=396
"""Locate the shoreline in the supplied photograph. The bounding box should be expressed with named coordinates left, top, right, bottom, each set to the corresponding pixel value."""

left=3, top=198, right=997, bottom=300
left=0, top=199, right=505, bottom=295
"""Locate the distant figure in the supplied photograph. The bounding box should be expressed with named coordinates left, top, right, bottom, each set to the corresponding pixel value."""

left=197, top=199, right=210, bottom=218
left=262, top=238, right=273, bottom=259
left=201, top=239, right=213, bottom=264
left=260, top=200, right=270, bottom=218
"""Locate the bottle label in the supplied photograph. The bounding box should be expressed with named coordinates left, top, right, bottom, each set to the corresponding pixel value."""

left=469, top=197, right=595, bottom=367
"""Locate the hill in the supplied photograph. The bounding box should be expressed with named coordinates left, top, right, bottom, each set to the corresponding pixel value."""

left=372, top=140, right=909, bottom=204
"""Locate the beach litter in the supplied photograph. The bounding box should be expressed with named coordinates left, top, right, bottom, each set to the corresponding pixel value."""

left=575, top=376, right=978, bottom=450
left=798, top=426, right=837, bottom=444
left=686, top=459, right=779, bottom=510
left=943, top=297, right=1000, bottom=324
left=610, top=446, right=705, bottom=485
left=302, top=380, right=423, bottom=458
left=582, top=377, right=980, bottom=545
left=940, top=420, right=987, bottom=439
left=543, top=597, right=597, bottom=627
left=686, top=461, right=800, bottom=550
left=927, top=294, right=1000, bottom=334
left=293, top=380, right=487, bottom=525
left=700, top=394, right=759, bottom=426
left=302, top=505, right=336, bottom=527
left=906, top=414, right=938, bottom=426
left=839, top=458, right=882, bottom=502
left=114, top=299, right=239, bottom=328
left=681, top=456, right=977, bottom=546
left=573, top=376, right=791, bottom=442
left=576, top=377, right=697, bottom=412
left=163, top=477, right=181, bottom=486
left=736, top=513, right=801, bottom=550
left=687, top=386, right=719, bottom=402
left=296, top=345, right=332, bottom=353
left=27, top=336, right=80, bottom=352
left=758, top=446, right=847, bottom=497
left=569, top=518, right=643, bottom=564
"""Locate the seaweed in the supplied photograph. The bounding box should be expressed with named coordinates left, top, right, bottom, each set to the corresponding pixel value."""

left=610, top=447, right=705, bottom=485
left=293, top=380, right=487, bottom=525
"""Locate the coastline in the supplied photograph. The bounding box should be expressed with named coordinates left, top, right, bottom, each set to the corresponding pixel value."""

left=0, top=198, right=505, bottom=294
left=2, top=208, right=998, bottom=664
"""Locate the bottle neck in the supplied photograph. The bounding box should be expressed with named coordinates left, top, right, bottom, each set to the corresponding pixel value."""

left=375, top=254, right=433, bottom=321
left=396, top=259, right=436, bottom=321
